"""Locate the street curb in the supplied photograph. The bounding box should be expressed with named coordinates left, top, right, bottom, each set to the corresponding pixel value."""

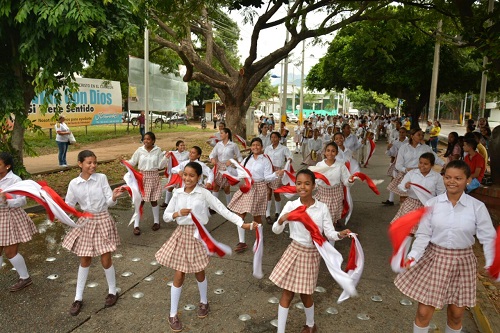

left=29, top=158, right=117, bottom=176
left=473, top=280, right=500, bottom=333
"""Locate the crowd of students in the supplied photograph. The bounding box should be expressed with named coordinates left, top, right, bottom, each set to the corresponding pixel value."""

left=0, top=113, right=497, bottom=333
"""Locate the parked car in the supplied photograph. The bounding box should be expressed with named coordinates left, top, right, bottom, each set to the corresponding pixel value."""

left=165, top=112, right=188, bottom=125
left=253, top=110, right=264, bottom=119
left=125, top=111, right=169, bottom=126
left=286, top=112, right=298, bottom=123
left=271, top=112, right=281, bottom=122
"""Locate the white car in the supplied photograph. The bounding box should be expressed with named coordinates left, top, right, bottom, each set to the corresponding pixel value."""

left=253, top=110, right=264, bottom=119
left=286, top=112, right=298, bottom=123
left=271, top=112, right=281, bottom=122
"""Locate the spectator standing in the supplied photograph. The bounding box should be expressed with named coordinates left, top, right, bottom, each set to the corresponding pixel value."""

left=138, top=111, right=145, bottom=142
left=55, top=116, right=71, bottom=167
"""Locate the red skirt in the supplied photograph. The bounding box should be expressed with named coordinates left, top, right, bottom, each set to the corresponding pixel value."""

left=269, top=240, right=321, bottom=295
left=62, top=211, right=120, bottom=257
left=0, top=207, right=37, bottom=246
left=142, top=170, right=162, bottom=202
left=314, top=185, right=343, bottom=222
left=394, top=243, right=477, bottom=308
left=155, top=225, right=209, bottom=273
left=228, top=181, right=268, bottom=216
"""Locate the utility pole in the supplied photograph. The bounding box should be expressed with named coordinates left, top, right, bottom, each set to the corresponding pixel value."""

left=144, top=25, right=150, bottom=131
left=299, top=40, right=305, bottom=124
left=428, top=20, right=442, bottom=121
left=281, top=30, right=289, bottom=127
left=479, top=0, right=495, bottom=118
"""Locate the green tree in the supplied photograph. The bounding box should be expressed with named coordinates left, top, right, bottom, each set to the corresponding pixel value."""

left=187, top=81, right=215, bottom=107
left=251, top=74, right=278, bottom=107
left=0, top=0, right=141, bottom=172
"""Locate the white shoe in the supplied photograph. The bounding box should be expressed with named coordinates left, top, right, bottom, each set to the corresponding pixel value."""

left=60, top=164, right=68, bottom=167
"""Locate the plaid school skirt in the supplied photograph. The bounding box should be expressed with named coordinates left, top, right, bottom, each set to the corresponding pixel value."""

left=0, top=207, right=37, bottom=246
left=142, top=170, right=162, bottom=202
left=394, top=243, right=477, bottom=308
left=62, top=211, right=120, bottom=257
left=268, top=166, right=284, bottom=190
left=386, top=161, right=397, bottom=177
left=390, top=197, right=423, bottom=233
left=386, top=171, right=408, bottom=197
left=228, top=181, right=268, bottom=216
left=155, top=224, right=209, bottom=273
left=269, top=240, right=321, bottom=295
left=314, top=185, right=343, bottom=222
left=214, top=161, right=230, bottom=188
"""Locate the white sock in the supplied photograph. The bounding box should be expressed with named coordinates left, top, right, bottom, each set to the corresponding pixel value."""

left=304, top=303, right=315, bottom=327
left=75, top=265, right=90, bottom=301
left=277, top=305, right=289, bottom=333
left=388, top=191, right=395, bottom=202
left=445, top=324, right=462, bottom=333
left=197, top=278, right=208, bottom=304
left=134, top=212, right=140, bottom=228
left=170, top=285, right=183, bottom=317
left=103, top=265, right=116, bottom=295
left=225, top=193, right=232, bottom=205
left=9, top=253, right=29, bottom=279
left=413, top=322, right=429, bottom=333
left=164, top=191, right=173, bottom=204
left=152, top=205, right=160, bottom=224
left=0, top=255, right=3, bottom=267
left=238, top=226, right=246, bottom=243
left=212, top=191, right=219, bottom=199
left=266, top=201, right=272, bottom=217
left=274, top=201, right=281, bottom=214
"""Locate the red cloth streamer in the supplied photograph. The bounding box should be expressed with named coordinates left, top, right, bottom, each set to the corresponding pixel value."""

left=342, top=186, right=350, bottom=218
left=409, top=182, right=432, bottom=194
left=234, top=134, right=247, bottom=149
left=121, top=160, right=145, bottom=196
left=274, top=185, right=297, bottom=195
left=38, top=181, right=92, bottom=218
left=283, top=170, right=296, bottom=184
left=5, top=189, right=54, bottom=220
left=352, top=172, right=380, bottom=195
left=488, top=226, right=500, bottom=282
left=363, top=138, right=376, bottom=167
left=287, top=205, right=326, bottom=245
left=222, top=173, right=240, bottom=186
left=345, top=161, right=351, bottom=172
left=165, top=174, right=183, bottom=188
left=253, top=224, right=264, bottom=279
left=313, top=172, right=331, bottom=186
left=345, top=237, right=357, bottom=272
left=190, top=213, right=231, bottom=257
left=164, top=152, right=179, bottom=178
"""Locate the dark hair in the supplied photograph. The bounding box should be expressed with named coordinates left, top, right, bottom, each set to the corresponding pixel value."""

left=259, top=122, right=268, bottom=130
left=219, top=122, right=226, bottom=127
left=0, top=152, right=14, bottom=171
left=472, top=132, right=483, bottom=142
left=333, top=132, right=345, bottom=140
left=434, top=121, right=441, bottom=128
left=250, top=137, right=263, bottom=146
left=408, top=128, right=422, bottom=145
left=481, top=127, right=491, bottom=137
left=270, top=131, right=281, bottom=139
left=464, top=138, right=478, bottom=150
left=175, top=140, right=184, bottom=147
left=77, top=150, right=96, bottom=163
left=296, top=168, right=316, bottom=183
left=419, top=152, right=435, bottom=165
left=325, top=141, right=339, bottom=152
left=464, top=132, right=475, bottom=140
left=445, top=160, right=471, bottom=178
left=444, top=132, right=460, bottom=158
left=191, top=146, right=202, bottom=158
left=221, top=128, right=232, bottom=141
left=185, top=161, right=202, bottom=176
left=144, top=132, right=156, bottom=142
left=341, top=123, right=350, bottom=131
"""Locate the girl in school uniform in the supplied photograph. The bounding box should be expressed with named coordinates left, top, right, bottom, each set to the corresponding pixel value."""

left=228, top=137, right=279, bottom=252
left=390, top=152, right=445, bottom=233
left=264, top=131, right=293, bottom=224
left=128, top=131, right=167, bottom=235
left=303, top=129, right=323, bottom=166
left=333, top=132, right=360, bottom=174
left=63, top=150, right=125, bottom=316
left=394, top=160, right=496, bottom=333
left=170, top=146, right=214, bottom=189
left=156, top=162, right=257, bottom=332
left=293, top=121, right=303, bottom=153
left=382, top=127, right=408, bottom=205
left=161, top=140, right=190, bottom=208
left=209, top=128, right=243, bottom=205
left=386, top=128, right=444, bottom=205
left=312, top=141, right=355, bottom=227
left=0, top=152, right=37, bottom=292
left=271, top=169, right=352, bottom=333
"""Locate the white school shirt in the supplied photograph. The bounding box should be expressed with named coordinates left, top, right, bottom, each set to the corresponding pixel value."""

left=128, top=145, right=167, bottom=171
left=315, top=160, right=353, bottom=188
left=209, top=141, right=242, bottom=163
left=65, top=173, right=116, bottom=213
left=273, top=198, right=341, bottom=247
left=395, top=143, right=444, bottom=173
left=388, top=127, right=399, bottom=144
left=242, top=154, right=277, bottom=182
left=264, top=144, right=292, bottom=168
left=258, top=132, right=272, bottom=148
left=172, top=150, right=189, bottom=164
left=385, top=138, right=408, bottom=157
left=0, top=171, right=26, bottom=207
left=322, top=133, right=333, bottom=145
left=164, top=185, right=243, bottom=227
left=308, top=138, right=323, bottom=152
left=344, top=133, right=362, bottom=152
left=171, top=159, right=214, bottom=185
left=55, top=122, right=70, bottom=142
left=409, top=193, right=496, bottom=267
left=397, top=169, right=445, bottom=200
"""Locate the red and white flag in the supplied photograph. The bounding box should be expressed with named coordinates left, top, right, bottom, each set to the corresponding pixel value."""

left=207, top=136, right=220, bottom=147
left=191, top=213, right=232, bottom=257
left=121, top=160, right=145, bottom=226
left=253, top=224, right=264, bottom=279
left=363, top=138, right=376, bottom=167
left=409, top=182, right=433, bottom=205
left=274, top=185, right=298, bottom=199
left=281, top=160, right=296, bottom=186
left=234, top=134, right=247, bottom=149
left=287, top=205, right=357, bottom=299
left=164, top=151, right=179, bottom=178
left=338, top=234, right=364, bottom=303
left=352, top=172, right=381, bottom=195
left=308, top=166, right=331, bottom=186
left=341, top=186, right=354, bottom=224
left=388, top=207, right=429, bottom=273
left=165, top=173, right=183, bottom=189
left=488, top=226, right=500, bottom=282
left=228, top=158, right=254, bottom=193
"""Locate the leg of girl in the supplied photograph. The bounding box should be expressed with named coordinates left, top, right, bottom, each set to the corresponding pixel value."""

left=195, top=270, right=209, bottom=318
left=151, top=200, right=160, bottom=231
left=70, top=256, right=92, bottom=316
left=273, top=192, right=282, bottom=222
left=445, top=304, right=465, bottom=333
left=169, top=271, right=186, bottom=332
left=5, top=243, right=32, bottom=292
left=277, top=289, right=294, bottom=333
left=223, top=185, right=232, bottom=205
left=235, top=213, right=248, bottom=252
left=300, top=293, right=316, bottom=332
left=413, top=303, right=435, bottom=332
left=101, top=252, right=118, bottom=307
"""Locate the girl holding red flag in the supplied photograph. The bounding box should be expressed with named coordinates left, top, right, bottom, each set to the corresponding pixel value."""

left=311, top=141, right=355, bottom=229
left=0, top=152, right=37, bottom=292
left=394, top=160, right=496, bottom=333
left=156, top=162, right=257, bottom=332
left=128, top=132, right=168, bottom=235
left=390, top=152, right=445, bottom=233
left=271, top=169, right=352, bottom=333
left=228, top=137, right=280, bottom=253
left=170, top=146, right=213, bottom=189
left=161, top=140, right=189, bottom=208
left=63, top=150, right=125, bottom=316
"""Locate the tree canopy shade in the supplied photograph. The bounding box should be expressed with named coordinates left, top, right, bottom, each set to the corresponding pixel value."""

left=0, top=0, right=142, bottom=173
left=306, top=10, right=493, bottom=124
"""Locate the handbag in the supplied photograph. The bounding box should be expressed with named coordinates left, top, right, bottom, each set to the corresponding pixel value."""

left=68, top=133, right=76, bottom=144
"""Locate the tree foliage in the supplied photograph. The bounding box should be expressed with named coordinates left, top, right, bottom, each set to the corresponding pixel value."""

left=252, top=74, right=278, bottom=107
